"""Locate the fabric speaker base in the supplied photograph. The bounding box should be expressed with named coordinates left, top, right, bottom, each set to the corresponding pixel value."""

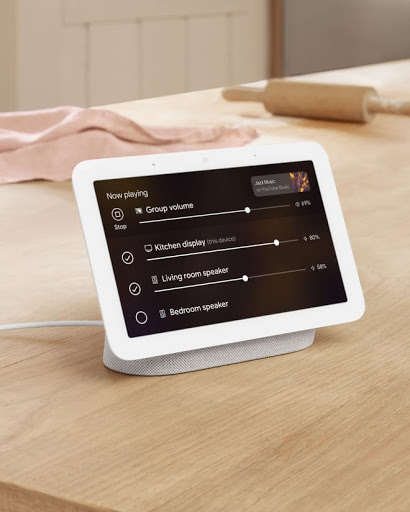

left=103, top=329, right=315, bottom=376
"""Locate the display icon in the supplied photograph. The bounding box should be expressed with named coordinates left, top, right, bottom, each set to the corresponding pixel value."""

left=135, top=311, right=148, bottom=324
left=129, top=282, right=141, bottom=296
left=121, top=251, right=134, bottom=264
left=111, top=208, right=124, bottom=221
left=151, top=275, right=158, bottom=285
left=159, top=309, right=167, bottom=319
left=135, top=207, right=143, bottom=214
left=144, top=244, right=153, bottom=253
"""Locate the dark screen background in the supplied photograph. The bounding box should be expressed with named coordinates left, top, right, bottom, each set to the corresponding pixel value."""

left=94, top=161, right=346, bottom=338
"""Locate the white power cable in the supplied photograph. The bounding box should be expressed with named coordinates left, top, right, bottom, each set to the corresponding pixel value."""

left=0, top=321, right=104, bottom=332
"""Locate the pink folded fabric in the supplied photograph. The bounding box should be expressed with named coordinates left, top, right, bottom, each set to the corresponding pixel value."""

left=0, top=106, right=259, bottom=184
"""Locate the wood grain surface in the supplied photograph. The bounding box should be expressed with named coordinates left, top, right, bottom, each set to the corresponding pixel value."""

left=0, top=61, right=409, bottom=512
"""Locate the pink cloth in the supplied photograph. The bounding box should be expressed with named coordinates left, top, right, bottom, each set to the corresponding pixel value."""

left=0, top=106, right=258, bottom=184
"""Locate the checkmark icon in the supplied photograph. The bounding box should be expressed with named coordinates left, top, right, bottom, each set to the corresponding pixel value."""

left=129, top=282, right=141, bottom=296
left=121, top=251, right=134, bottom=264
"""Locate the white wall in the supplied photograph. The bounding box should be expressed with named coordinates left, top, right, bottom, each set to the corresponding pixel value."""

left=0, top=0, right=269, bottom=111
left=283, top=0, right=410, bottom=76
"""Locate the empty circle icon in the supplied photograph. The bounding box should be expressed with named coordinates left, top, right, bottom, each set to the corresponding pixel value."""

left=121, top=251, right=134, bottom=264
left=129, top=282, right=141, bottom=296
left=112, top=208, right=124, bottom=221
left=135, top=311, right=148, bottom=324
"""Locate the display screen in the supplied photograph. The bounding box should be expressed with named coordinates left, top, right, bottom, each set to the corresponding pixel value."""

left=94, top=161, right=346, bottom=338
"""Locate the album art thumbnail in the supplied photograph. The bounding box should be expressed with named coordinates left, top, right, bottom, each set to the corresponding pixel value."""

left=290, top=171, right=310, bottom=193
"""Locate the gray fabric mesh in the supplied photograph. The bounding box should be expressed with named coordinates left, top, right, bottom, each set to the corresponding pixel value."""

left=103, top=329, right=315, bottom=376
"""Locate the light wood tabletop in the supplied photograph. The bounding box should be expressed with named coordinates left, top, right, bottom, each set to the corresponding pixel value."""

left=1, top=61, right=409, bottom=512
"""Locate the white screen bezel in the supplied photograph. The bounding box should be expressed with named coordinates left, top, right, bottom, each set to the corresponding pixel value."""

left=73, top=142, right=364, bottom=360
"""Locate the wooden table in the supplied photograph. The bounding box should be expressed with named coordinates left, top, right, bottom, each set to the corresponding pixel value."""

left=1, top=61, right=409, bottom=512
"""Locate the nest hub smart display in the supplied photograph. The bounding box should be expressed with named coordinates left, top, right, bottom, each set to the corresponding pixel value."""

left=73, top=143, right=364, bottom=375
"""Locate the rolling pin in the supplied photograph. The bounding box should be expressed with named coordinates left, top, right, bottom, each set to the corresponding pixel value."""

left=222, top=80, right=410, bottom=123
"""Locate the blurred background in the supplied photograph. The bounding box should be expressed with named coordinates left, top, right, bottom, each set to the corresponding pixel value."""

left=1, top=0, right=409, bottom=111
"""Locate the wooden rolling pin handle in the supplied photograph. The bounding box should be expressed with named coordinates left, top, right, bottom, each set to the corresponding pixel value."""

left=222, top=81, right=410, bottom=122
left=222, top=86, right=264, bottom=103
left=367, top=95, right=410, bottom=116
